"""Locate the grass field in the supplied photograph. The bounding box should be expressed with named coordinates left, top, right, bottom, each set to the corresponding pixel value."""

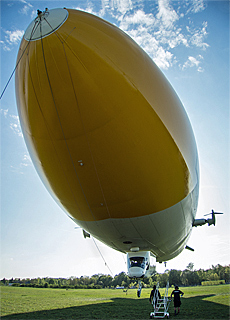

left=1, top=284, right=229, bottom=319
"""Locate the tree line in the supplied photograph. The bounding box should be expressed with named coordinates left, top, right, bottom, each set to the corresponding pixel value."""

left=1, top=263, right=229, bottom=289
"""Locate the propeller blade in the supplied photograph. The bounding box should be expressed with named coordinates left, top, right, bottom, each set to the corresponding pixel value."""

left=204, top=211, right=224, bottom=216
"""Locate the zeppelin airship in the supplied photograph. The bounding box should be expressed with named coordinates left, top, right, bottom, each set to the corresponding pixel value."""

left=15, top=8, right=220, bottom=283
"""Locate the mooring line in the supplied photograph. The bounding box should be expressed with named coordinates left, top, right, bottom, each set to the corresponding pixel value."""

left=0, top=20, right=39, bottom=100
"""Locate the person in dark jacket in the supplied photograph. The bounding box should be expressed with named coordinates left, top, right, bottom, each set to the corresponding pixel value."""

left=149, top=285, right=161, bottom=308
left=170, top=286, right=184, bottom=315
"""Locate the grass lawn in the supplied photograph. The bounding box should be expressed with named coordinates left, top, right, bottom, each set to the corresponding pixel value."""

left=1, top=284, right=229, bottom=319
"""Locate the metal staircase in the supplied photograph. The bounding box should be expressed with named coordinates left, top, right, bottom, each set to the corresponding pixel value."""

left=150, top=281, right=171, bottom=319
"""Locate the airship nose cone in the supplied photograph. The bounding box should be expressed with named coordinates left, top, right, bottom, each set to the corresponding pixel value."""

left=24, top=8, right=68, bottom=41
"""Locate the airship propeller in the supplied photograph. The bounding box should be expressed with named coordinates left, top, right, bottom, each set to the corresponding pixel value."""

left=193, top=209, right=223, bottom=227
left=204, top=210, right=224, bottom=226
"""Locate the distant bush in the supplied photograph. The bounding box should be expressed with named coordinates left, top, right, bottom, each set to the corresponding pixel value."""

left=201, top=280, right=225, bottom=286
left=12, top=283, right=20, bottom=287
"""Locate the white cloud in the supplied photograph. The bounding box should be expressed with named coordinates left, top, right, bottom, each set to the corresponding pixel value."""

left=75, top=0, right=133, bottom=18
left=157, top=0, right=179, bottom=29
left=23, top=154, right=31, bottom=162
left=118, top=7, right=176, bottom=69
left=185, top=0, right=206, bottom=15
left=19, top=5, right=31, bottom=15
left=126, top=24, right=174, bottom=70
left=1, top=109, right=9, bottom=118
left=191, top=0, right=206, bottom=13
left=0, top=40, right=11, bottom=52
left=112, top=0, right=133, bottom=15
left=154, top=47, right=174, bottom=70
left=187, top=21, right=209, bottom=50
left=86, top=4, right=95, bottom=14
left=20, top=154, right=32, bottom=167
left=1, top=29, right=24, bottom=51
left=19, top=0, right=33, bottom=15
left=182, top=55, right=204, bottom=71
left=119, top=10, right=155, bottom=29
left=10, top=123, right=23, bottom=137
left=5, top=30, right=24, bottom=44
left=81, top=1, right=96, bottom=15
left=3, top=2, right=28, bottom=46
left=31, top=10, right=37, bottom=19
left=197, top=66, right=204, bottom=73
left=71, top=1, right=209, bottom=71
left=8, top=114, right=23, bottom=137
left=1, top=111, right=23, bottom=137
left=154, top=28, right=189, bottom=49
left=115, top=1, right=209, bottom=70
left=73, top=2, right=98, bottom=16
left=101, top=0, right=133, bottom=16
left=2, top=109, right=30, bottom=172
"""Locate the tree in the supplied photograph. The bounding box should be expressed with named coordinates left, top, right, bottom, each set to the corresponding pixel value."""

left=224, top=265, right=230, bottom=283
left=48, top=278, right=55, bottom=285
left=158, top=271, right=169, bottom=287
left=2, top=264, right=229, bottom=289
left=196, top=269, right=206, bottom=284
left=99, top=275, right=113, bottom=288
left=180, top=270, right=189, bottom=286
left=186, top=262, right=194, bottom=271
left=112, top=272, right=128, bottom=288
left=168, top=269, right=181, bottom=286
left=181, top=269, right=199, bottom=286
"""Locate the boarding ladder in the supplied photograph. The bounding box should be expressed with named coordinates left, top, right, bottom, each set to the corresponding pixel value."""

left=150, top=281, right=171, bottom=319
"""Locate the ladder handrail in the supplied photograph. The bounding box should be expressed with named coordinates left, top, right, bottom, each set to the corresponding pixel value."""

left=164, top=281, right=169, bottom=303
left=152, top=282, right=160, bottom=306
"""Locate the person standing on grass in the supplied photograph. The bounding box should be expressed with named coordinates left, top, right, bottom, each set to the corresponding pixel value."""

left=149, top=285, right=161, bottom=308
left=170, top=286, right=184, bottom=315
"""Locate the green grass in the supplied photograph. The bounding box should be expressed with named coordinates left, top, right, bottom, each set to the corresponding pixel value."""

left=1, top=285, right=229, bottom=319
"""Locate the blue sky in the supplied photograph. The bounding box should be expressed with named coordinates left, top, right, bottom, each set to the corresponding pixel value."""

left=1, top=0, right=229, bottom=279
